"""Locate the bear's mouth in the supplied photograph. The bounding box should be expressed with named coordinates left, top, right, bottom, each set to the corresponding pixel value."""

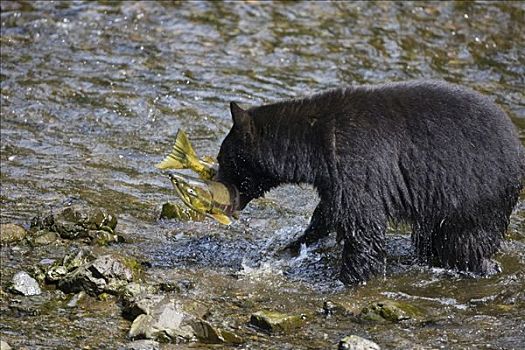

left=224, top=182, right=242, bottom=213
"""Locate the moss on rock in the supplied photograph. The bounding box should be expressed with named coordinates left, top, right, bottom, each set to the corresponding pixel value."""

left=250, top=310, right=305, bottom=334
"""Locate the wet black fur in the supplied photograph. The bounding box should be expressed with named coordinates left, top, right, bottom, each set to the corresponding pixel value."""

left=216, top=80, right=524, bottom=284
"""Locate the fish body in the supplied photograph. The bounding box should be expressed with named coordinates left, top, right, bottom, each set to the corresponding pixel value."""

left=168, top=172, right=238, bottom=225
left=155, top=129, right=217, bottom=180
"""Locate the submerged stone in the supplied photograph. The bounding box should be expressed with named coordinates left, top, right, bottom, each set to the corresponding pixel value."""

left=339, top=335, right=381, bottom=350
left=30, top=205, right=119, bottom=243
left=160, top=202, right=205, bottom=221
left=250, top=310, right=305, bottom=334
left=0, top=223, right=27, bottom=244
left=322, top=300, right=358, bottom=317
left=360, top=300, right=421, bottom=323
left=191, top=319, right=243, bottom=344
left=10, top=271, right=42, bottom=296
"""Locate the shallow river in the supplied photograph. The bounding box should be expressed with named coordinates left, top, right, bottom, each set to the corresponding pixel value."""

left=1, top=1, right=524, bottom=349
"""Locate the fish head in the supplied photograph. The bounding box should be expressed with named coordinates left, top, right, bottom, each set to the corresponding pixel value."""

left=168, top=173, right=213, bottom=213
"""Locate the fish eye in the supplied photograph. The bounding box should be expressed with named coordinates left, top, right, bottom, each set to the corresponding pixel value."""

left=186, top=188, right=196, bottom=196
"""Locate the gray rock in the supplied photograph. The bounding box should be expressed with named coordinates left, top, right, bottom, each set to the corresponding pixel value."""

left=31, top=258, right=56, bottom=283
left=87, top=229, right=123, bottom=245
left=85, top=207, right=117, bottom=231
left=360, top=300, right=422, bottom=323
left=120, top=340, right=160, bottom=350
left=66, top=291, right=87, bottom=308
left=31, top=206, right=118, bottom=242
left=339, top=335, right=381, bottom=350
left=250, top=310, right=305, bottom=334
left=123, top=294, right=165, bottom=321
left=31, top=230, right=58, bottom=246
left=191, top=319, right=243, bottom=344
left=11, top=271, right=42, bottom=296
left=128, top=297, right=194, bottom=342
left=120, top=282, right=159, bottom=303
left=323, top=300, right=356, bottom=316
left=47, top=206, right=90, bottom=239
left=46, top=249, right=94, bottom=283
left=0, top=223, right=27, bottom=244
left=1, top=340, right=12, bottom=350
left=57, top=253, right=138, bottom=296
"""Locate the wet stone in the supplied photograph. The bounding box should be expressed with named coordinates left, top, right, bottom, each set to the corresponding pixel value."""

left=66, top=291, right=87, bottom=308
left=46, top=249, right=95, bottom=283
left=57, top=253, right=139, bottom=296
left=119, top=340, right=160, bottom=350
left=360, top=300, right=421, bottom=323
left=10, top=271, right=42, bottom=296
left=120, top=282, right=159, bottom=303
left=158, top=279, right=195, bottom=293
left=191, top=319, right=243, bottom=344
left=86, top=208, right=117, bottom=231
left=0, top=223, right=27, bottom=244
left=323, top=300, right=357, bottom=317
left=31, top=258, right=55, bottom=283
left=250, top=310, right=305, bottom=334
left=128, top=297, right=194, bottom=343
left=339, top=335, right=381, bottom=350
left=30, top=230, right=57, bottom=246
left=123, top=294, right=165, bottom=321
left=30, top=206, right=118, bottom=242
left=181, top=300, right=209, bottom=320
left=88, top=229, right=124, bottom=246
left=0, top=340, right=12, bottom=350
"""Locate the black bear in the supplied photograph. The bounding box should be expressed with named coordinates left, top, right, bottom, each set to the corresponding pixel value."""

left=215, top=80, right=524, bottom=284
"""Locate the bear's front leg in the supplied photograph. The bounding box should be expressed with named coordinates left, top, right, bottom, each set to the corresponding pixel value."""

left=339, top=221, right=387, bottom=284
left=284, top=202, right=333, bottom=253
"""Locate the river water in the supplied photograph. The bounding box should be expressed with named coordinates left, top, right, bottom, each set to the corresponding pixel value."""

left=1, top=1, right=524, bottom=349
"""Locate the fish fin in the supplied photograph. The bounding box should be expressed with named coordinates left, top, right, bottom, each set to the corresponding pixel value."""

left=155, top=154, right=184, bottom=169
left=174, top=129, right=198, bottom=160
left=210, top=213, right=232, bottom=225
left=201, top=155, right=216, bottom=164
left=155, top=130, right=198, bottom=170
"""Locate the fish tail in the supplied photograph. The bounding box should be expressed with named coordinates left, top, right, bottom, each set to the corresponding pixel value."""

left=155, top=129, right=199, bottom=170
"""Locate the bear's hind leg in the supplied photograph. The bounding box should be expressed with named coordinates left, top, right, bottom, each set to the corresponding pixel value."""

left=430, top=220, right=503, bottom=275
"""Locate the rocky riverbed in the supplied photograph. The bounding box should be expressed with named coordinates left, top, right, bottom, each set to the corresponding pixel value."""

left=1, top=201, right=524, bottom=349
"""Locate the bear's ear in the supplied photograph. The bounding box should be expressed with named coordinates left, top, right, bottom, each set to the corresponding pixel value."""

left=230, top=101, right=251, bottom=130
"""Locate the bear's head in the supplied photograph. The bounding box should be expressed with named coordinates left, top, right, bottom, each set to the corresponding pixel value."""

left=216, top=102, right=276, bottom=210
